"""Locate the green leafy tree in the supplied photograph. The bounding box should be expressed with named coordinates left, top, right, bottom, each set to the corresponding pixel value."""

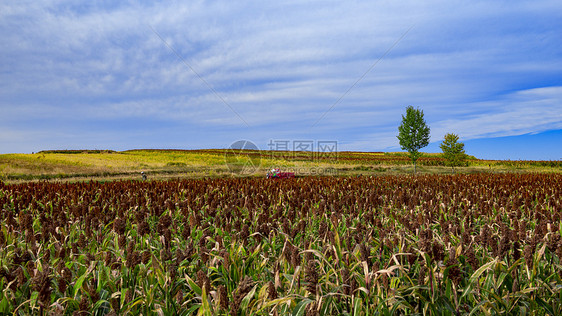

left=440, top=133, right=466, bottom=173
left=397, top=106, right=430, bottom=173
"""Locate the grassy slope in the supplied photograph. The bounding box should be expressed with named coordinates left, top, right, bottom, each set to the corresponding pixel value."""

left=0, top=149, right=559, bottom=182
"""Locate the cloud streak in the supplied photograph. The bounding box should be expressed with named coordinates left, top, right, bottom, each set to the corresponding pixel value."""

left=1, top=0, right=561, bottom=158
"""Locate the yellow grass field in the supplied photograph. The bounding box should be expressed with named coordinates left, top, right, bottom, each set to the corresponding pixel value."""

left=0, top=149, right=559, bottom=182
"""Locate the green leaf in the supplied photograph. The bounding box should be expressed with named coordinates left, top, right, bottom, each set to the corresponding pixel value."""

left=496, top=272, right=508, bottom=290
left=187, top=304, right=201, bottom=315
left=0, top=296, right=10, bottom=313
left=240, top=284, right=258, bottom=314
left=461, top=259, right=497, bottom=301
left=73, top=263, right=94, bottom=298
left=535, top=297, right=554, bottom=315
left=122, top=296, right=146, bottom=314
left=30, top=291, right=39, bottom=309
left=197, top=287, right=212, bottom=316
left=480, top=287, right=506, bottom=312
left=468, top=300, right=490, bottom=316
left=292, top=298, right=314, bottom=316
left=353, top=297, right=363, bottom=315
left=258, top=297, right=294, bottom=313
left=92, top=299, right=111, bottom=315
left=185, top=274, right=202, bottom=296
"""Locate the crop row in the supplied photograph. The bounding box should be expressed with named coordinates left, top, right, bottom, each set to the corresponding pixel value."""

left=0, top=174, right=561, bottom=315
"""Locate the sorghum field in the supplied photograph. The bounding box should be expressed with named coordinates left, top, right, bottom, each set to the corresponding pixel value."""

left=1, top=174, right=561, bottom=315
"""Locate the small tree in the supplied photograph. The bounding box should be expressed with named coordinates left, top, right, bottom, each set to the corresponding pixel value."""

left=397, top=106, right=430, bottom=173
left=440, top=133, right=466, bottom=173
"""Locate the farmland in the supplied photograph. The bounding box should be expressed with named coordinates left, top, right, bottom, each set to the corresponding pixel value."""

left=0, top=149, right=560, bottom=182
left=1, top=173, right=561, bottom=314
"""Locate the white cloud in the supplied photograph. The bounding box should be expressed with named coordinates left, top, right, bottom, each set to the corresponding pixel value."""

left=431, top=86, right=562, bottom=141
left=1, top=0, right=561, bottom=156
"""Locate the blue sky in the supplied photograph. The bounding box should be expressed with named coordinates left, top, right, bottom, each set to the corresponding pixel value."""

left=1, top=1, right=561, bottom=160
